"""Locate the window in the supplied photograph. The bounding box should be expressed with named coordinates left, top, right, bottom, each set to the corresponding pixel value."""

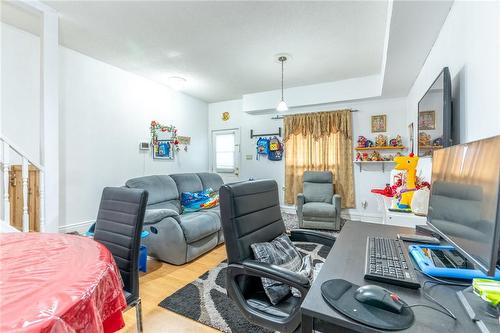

left=214, top=131, right=236, bottom=173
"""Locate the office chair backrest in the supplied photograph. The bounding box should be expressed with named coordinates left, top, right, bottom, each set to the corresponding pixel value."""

left=220, top=180, right=286, bottom=265
left=303, top=171, right=334, bottom=203
left=94, top=187, right=148, bottom=299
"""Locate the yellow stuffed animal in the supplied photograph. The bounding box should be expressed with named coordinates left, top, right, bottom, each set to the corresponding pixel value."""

left=393, top=153, right=419, bottom=209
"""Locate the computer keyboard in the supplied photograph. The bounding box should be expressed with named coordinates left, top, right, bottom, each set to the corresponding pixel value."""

left=364, top=237, right=421, bottom=289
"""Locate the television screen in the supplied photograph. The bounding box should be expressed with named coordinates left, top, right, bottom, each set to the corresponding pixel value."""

left=417, top=67, right=452, bottom=157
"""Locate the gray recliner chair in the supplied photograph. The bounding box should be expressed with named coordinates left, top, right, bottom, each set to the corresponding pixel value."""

left=296, top=171, right=342, bottom=231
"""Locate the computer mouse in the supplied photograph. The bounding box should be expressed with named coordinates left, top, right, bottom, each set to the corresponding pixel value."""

left=354, top=285, right=404, bottom=314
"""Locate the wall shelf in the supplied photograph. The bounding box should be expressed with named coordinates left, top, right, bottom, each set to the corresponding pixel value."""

left=419, top=145, right=443, bottom=150
left=353, top=160, right=395, bottom=173
left=355, top=146, right=406, bottom=151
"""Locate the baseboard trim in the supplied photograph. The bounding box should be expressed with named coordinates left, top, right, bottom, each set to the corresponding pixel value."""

left=280, top=205, right=296, bottom=214
left=58, top=220, right=94, bottom=233
left=342, top=210, right=383, bottom=224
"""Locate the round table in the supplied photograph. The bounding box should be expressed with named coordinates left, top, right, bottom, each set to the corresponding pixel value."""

left=0, top=233, right=127, bottom=333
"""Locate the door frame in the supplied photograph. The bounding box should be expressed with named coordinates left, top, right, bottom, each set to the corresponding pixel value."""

left=210, top=128, right=241, bottom=178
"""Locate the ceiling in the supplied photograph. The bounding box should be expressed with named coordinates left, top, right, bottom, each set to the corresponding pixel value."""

left=2, top=1, right=453, bottom=104
left=41, top=1, right=388, bottom=102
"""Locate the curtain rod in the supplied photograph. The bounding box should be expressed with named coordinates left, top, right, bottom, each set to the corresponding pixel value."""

left=271, top=109, right=359, bottom=120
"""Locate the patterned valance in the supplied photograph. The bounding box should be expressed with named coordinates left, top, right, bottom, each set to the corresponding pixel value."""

left=283, top=109, right=352, bottom=141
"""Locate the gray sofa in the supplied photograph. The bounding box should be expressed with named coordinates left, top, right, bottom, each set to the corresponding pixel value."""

left=125, top=172, right=224, bottom=265
left=296, top=171, right=342, bottom=231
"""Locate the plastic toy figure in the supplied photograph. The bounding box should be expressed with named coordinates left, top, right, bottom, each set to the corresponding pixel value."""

left=357, top=136, right=367, bottom=148
left=375, top=134, right=387, bottom=147
left=394, top=153, right=419, bottom=209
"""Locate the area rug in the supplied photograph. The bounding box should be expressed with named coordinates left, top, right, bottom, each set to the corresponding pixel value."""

left=158, top=242, right=331, bottom=333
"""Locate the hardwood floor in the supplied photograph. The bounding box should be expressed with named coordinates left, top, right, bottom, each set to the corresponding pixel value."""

left=119, top=245, right=227, bottom=333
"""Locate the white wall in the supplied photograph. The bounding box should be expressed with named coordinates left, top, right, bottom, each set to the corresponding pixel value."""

left=407, top=0, right=500, bottom=147
left=1, top=23, right=40, bottom=164
left=209, top=97, right=410, bottom=222
left=406, top=1, right=500, bottom=183
left=2, top=24, right=209, bottom=231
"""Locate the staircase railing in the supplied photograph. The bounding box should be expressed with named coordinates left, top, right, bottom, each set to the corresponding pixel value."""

left=0, top=136, right=45, bottom=232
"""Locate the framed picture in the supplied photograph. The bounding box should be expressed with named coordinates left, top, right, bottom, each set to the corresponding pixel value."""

left=419, top=111, right=435, bottom=130
left=371, top=114, right=387, bottom=133
left=153, top=140, right=174, bottom=159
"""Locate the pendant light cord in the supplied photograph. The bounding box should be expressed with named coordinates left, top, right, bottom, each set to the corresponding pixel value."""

left=281, top=58, right=284, bottom=101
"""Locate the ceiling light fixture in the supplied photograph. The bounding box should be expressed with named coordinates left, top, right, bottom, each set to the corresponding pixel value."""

left=276, top=56, right=288, bottom=112
left=168, top=76, right=187, bottom=90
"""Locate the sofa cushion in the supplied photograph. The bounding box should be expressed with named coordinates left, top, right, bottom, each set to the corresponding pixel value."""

left=126, top=175, right=178, bottom=205
left=144, top=209, right=179, bottom=225
left=302, top=202, right=336, bottom=218
left=179, top=212, right=220, bottom=243
left=303, top=182, right=333, bottom=203
left=147, top=200, right=181, bottom=214
left=170, top=173, right=204, bottom=194
left=303, top=171, right=332, bottom=183
left=197, top=173, right=224, bottom=192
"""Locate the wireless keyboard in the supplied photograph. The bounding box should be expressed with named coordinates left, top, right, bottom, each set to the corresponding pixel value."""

left=364, top=237, right=421, bottom=289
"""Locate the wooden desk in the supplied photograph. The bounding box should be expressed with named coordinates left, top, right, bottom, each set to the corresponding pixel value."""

left=300, top=221, right=479, bottom=333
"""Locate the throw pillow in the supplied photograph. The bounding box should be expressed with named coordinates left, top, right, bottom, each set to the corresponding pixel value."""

left=181, top=188, right=219, bottom=212
left=251, top=234, right=312, bottom=305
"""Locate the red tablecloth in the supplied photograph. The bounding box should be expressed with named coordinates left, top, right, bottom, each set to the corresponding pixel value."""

left=0, top=233, right=127, bottom=333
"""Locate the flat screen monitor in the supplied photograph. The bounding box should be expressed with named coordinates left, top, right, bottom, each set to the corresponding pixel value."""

left=427, top=135, right=500, bottom=276
left=417, top=67, right=452, bottom=157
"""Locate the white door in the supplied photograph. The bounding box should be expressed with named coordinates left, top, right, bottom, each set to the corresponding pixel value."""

left=211, top=129, right=240, bottom=183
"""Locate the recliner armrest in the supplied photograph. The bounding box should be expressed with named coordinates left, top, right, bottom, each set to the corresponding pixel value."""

left=237, top=259, right=310, bottom=295
left=289, top=229, right=336, bottom=247
left=332, top=194, right=341, bottom=220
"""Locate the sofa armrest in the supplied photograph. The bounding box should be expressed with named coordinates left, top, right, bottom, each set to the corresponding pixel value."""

left=144, top=208, right=180, bottom=225
left=332, top=194, right=341, bottom=217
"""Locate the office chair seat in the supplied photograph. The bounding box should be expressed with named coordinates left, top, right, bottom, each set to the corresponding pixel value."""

left=247, top=292, right=301, bottom=318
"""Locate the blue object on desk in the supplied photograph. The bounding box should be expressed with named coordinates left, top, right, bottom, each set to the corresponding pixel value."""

left=409, top=244, right=500, bottom=280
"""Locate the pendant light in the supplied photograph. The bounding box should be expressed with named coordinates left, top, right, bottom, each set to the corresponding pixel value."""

left=276, top=56, right=288, bottom=112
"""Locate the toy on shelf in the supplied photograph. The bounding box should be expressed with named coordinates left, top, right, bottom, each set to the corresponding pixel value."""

left=369, top=151, right=383, bottom=161
left=375, top=134, right=388, bottom=147
left=433, top=137, right=443, bottom=147
left=357, top=136, right=367, bottom=148
left=389, top=135, right=403, bottom=147
left=362, top=152, right=369, bottom=161
left=419, top=132, right=431, bottom=147
left=356, top=152, right=362, bottom=161
left=393, top=153, right=419, bottom=209
left=366, top=140, right=374, bottom=147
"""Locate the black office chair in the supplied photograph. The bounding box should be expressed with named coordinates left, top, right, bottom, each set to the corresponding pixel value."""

left=94, top=187, right=148, bottom=333
left=219, top=180, right=335, bottom=333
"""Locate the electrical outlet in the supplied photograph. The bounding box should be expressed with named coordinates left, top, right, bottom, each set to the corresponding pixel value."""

left=245, top=155, right=253, bottom=160
left=361, top=201, right=368, bottom=209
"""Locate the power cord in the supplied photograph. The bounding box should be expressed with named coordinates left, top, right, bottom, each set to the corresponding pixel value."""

left=404, top=304, right=456, bottom=320
left=412, top=267, right=472, bottom=320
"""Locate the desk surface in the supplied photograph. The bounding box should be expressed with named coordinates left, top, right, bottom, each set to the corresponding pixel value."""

left=301, top=221, right=479, bottom=333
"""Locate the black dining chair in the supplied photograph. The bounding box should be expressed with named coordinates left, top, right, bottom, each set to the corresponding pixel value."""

left=219, top=179, right=335, bottom=333
left=94, top=187, right=148, bottom=333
